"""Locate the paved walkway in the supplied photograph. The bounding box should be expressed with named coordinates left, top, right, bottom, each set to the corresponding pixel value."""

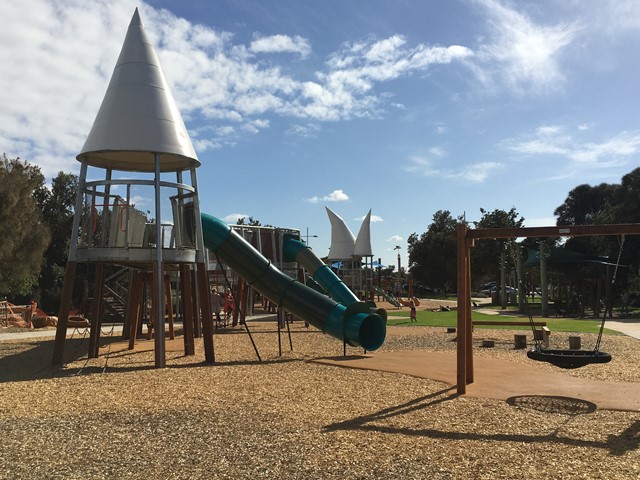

left=605, top=318, right=640, bottom=339
left=313, top=350, right=640, bottom=412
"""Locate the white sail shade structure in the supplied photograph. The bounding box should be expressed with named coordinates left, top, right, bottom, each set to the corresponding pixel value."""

left=325, top=207, right=356, bottom=261
left=78, top=8, right=198, bottom=172
left=325, top=207, right=374, bottom=260
left=354, top=209, right=373, bottom=257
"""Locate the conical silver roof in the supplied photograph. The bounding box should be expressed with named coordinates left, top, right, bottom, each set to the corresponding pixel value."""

left=78, top=8, right=199, bottom=172
left=354, top=209, right=373, bottom=257
left=326, top=207, right=355, bottom=260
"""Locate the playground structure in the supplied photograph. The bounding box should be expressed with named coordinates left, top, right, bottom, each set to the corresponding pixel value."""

left=456, top=223, right=640, bottom=394
left=0, top=301, right=37, bottom=328
left=50, top=9, right=386, bottom=367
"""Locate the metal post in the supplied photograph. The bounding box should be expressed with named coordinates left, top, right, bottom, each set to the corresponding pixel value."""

left=540, top=241, right=549, bottom=317
left=154, top=153, right=165, bottom=367
left=68, top=161, right=88, bottom=261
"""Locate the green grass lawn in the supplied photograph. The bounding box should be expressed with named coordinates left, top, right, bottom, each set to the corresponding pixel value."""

left=387, top=308, right=620, bottom=334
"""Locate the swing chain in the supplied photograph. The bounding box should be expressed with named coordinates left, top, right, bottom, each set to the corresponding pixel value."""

left=611, top=235, right=625, bottom=285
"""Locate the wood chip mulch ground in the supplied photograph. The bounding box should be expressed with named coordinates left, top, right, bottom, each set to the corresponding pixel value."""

left=1, top=317, right=639, bottom=480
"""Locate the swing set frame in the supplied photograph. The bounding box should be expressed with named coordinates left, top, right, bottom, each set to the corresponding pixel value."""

left=455, top=222, right=640, bottom=395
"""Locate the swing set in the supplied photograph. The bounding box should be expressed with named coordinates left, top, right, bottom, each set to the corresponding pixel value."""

left=455, top=222, right=640, bottom=394
left=514, top=238, right=620, bottom=369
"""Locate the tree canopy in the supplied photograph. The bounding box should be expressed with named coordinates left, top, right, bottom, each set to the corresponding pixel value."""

left=34, top=171, right=78, bottom=311
left=553, top=167, right=640, bottom=289
left=0, top=155, right=50, bottom=297
left=407, top=210, right=462, bottom=293
left=471, top=207, right=525, bottom=285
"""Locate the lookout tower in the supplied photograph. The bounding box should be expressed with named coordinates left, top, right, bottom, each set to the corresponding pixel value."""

left=52, top=9, right=214, bottom=367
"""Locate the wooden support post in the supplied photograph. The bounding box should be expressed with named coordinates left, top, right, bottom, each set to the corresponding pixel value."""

left=88, top=263, right=105, bottom=358
left=52, top=261, right=77, bottom=365
left=197, top=262, right=215, bottom=363
left=191, top=269, right=201, bottom=338
left=464, top=238, right=473, bottom=384
left=165, top=274, right=175, bottom=340
left=121, top=269, right=135, bottom=340
left=127, top=271, right=145, bottom=350
left=456, top=223, right=469, bottom=394
left=180, top=265, right=195, bottom=355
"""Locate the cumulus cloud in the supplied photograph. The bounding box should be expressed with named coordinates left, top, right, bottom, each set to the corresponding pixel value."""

left=250, top=34, right=311, bottom=57
left=0, top=0, right=476, bottom=178
left=503, top=125, right=640, bottom=167
left=472, top=0, right=579, bottom=94
left=223, top=213, right=251, bottom=223
left=306, top=189, right=350, bottom=204
left=387, top=235, right=403, bottom=242
left=404, top=154, right=502, bottom=183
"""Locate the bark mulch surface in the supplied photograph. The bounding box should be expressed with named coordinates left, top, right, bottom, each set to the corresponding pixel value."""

left=1, top=319, right=639, bottom=480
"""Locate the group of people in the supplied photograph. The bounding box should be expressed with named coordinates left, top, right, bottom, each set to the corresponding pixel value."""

left=212, top=289, right=235, bottom=326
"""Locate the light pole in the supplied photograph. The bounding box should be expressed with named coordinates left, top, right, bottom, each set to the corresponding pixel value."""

left=303, top=227, right=318, bottom=245
left=394, top=245, right=401, bottom=295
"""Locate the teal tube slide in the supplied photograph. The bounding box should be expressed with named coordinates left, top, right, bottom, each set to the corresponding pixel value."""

left=283, top=238, right=388, bottom=322
left=201, top=213, right=386, bottom=351
left=284, top=238, right=359, bottom=305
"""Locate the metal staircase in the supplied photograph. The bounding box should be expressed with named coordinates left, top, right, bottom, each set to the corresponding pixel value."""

left=102, top=266, right=131, bottom=323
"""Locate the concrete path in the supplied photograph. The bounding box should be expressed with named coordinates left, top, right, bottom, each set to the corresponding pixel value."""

left=605, top=319, right=640, bottom=340
left=313, top=350, right=640, bottom=412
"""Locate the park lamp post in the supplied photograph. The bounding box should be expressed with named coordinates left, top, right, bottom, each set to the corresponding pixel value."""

left=394, top=245, right=401, bottom=294
left=303, top=227, right=318, bottom=245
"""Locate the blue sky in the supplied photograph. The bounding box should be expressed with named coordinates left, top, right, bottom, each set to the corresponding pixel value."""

left=2, top=0, right=640, bottom=268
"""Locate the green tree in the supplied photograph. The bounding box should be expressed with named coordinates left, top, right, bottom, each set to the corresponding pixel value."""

left=0, top=155, right=50, bottom=297
left=554, top=182, right=619, bottom=226
left=553, top=176, right=630, bottom=283
left=34, top=171, right=78, bottom=312
left=407, top=210, right=462, bottom=293
left=471, top=207, right=525, bottom=287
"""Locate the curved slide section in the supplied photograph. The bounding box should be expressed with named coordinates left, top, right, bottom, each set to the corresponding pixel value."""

left=201, top=213, right=386, bottom=351
left=284, top=238, right=387, bottom=321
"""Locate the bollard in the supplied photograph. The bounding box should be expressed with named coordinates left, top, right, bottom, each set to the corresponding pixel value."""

left=569, top=336, right=581, bottom=350
left=514, top=334, right=527, bottom=349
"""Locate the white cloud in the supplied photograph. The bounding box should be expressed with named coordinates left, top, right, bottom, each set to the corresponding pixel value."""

left=387, top=235, right=403, bottom=242
left=306, top=189, right=350, bottom=204
left=504, top=125, right=640, bottom=167
left=404, top=154, right=502, bottom=183
left=324, top=189, right=349, bottom=201
left=286, top=123, right=321, bottom=138
left=429, top=146, right=446, bottom=157
left=473, top=0, right=579, bottom=94
left=0, top=1, right=476, bottom=177
left=223, top=213, right=250, bottom=223
left=250, top=34, right=311, bottom=58
left=434, top=122, right=448, bottom=134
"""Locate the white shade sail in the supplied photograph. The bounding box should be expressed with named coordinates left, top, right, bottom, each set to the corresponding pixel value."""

left=354, top=209, right=373, bottom=257
left=325, top=207, right=355, bottom=260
